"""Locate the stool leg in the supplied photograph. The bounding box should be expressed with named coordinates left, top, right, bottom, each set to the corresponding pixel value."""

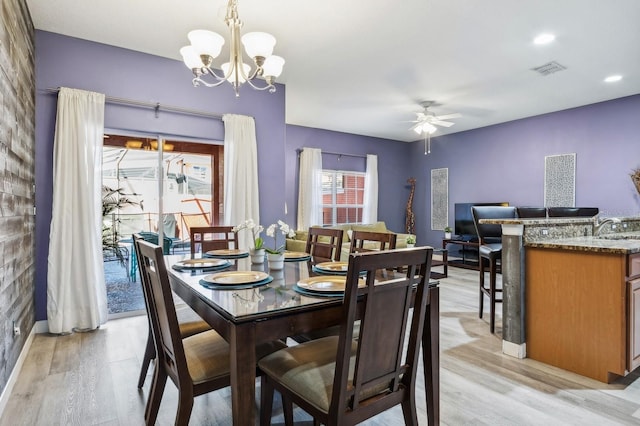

left=479, top=256, right=485, bottom=319
left=489, top=258, right=497, bottom=334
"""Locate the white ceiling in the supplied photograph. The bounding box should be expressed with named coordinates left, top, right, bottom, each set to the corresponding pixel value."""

left=26, top=0, right=640, bottom=142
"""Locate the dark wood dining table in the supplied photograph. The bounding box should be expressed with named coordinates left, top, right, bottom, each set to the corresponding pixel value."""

left=166, top=253, right=440, bottom=426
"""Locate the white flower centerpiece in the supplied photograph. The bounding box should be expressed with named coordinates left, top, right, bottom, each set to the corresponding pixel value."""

left=233, top=219, right=265, bottom=264
left=265, top=220, right=295, bottom=270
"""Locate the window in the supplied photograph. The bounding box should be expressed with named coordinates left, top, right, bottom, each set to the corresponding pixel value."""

left=321, top=170, right=365, bottom=225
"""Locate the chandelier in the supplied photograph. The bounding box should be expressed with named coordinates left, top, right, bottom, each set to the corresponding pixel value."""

left=180, top=0, right=285, bottom=97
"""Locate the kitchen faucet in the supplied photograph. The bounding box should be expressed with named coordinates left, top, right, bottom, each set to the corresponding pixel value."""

left=593, top=217, right=622, bottom=236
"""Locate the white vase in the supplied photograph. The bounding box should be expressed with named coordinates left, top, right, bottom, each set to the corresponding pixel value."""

left=407, top=243, right=415, bottom=248
left=267, top=252, right=285, bottom=271
left=250, top=248, right=265, bottom=264
left=444, top=232, right=452, bottom=240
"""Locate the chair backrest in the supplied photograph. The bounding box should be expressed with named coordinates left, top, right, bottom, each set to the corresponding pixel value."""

left=305, top=227, right=344, bottom=261
left=138, top=231, right=173, bottom=254
left=471, top=206, right=517, bottom=241
left=349, top=230, right=397, bottom=254
left=135, top=238, right=189, bottom=383
left=331, top=248, right=433, bottom=423
left=516, top=206, right=547, bottom=218
left=548, top=207, right=599, bottom=217
left=190, top=226, right=238, bottom=254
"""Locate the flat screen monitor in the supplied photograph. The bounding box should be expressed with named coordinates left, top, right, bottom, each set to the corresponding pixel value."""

left=454, top=202, right=509, bottom=240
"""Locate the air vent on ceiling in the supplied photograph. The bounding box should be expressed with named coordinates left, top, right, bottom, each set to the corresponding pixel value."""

left=531, top=61, right=567, bottom=76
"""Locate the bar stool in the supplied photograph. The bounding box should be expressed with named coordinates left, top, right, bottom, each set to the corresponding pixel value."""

left=471, top=205, right=517, bottom=333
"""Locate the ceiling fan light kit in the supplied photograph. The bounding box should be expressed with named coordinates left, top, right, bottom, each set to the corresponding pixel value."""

left=180, top=0, right=285, bottom=96
left=408, top=101, right=461, bottom=154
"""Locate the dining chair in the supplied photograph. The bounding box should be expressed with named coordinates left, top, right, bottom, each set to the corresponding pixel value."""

left=190, top=226, right=238, bottom=255
left=132, top=233, right=210, bottom=389
left=259, top=247, right=434, bottom=426
left=305, top=227, right=344, bottom=261
left=349, top=230, right=397, bottom=254
left=293, top=230, right=397, bottom=344
left=471, top=205, right=517, bottom=333
left=134, top=239, right=286, bottom=425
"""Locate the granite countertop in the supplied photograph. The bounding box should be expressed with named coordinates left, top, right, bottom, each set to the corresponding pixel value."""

left=480, top=217, right=595, bottom=226
left=525, top=232, right=640, bottom=254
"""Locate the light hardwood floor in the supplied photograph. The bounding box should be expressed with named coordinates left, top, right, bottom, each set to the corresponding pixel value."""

left=2, top=267, right=640, bottom=425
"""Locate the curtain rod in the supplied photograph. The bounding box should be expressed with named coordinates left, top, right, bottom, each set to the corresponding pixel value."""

left=297, top=148, right=367, bottom=159
left=41, top=87, right=223, bottom=120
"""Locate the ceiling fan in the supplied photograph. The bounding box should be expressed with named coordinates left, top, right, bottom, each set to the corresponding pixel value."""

left=407, top=101, right=461, bottom=155
left=409, top=101, right=461, bottom=135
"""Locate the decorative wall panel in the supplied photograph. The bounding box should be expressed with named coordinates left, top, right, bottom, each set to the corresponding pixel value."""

left=544, top=153, right=576, bottom=207
left=0, top=0, right=36, bottom=399
left=431, top=168, right=448, bottom=230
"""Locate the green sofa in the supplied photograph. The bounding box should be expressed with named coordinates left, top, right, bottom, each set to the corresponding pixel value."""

left=285, top=221, right=415, bottom=261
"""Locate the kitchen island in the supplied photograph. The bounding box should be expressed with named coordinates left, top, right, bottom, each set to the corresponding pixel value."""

left=526, top=233, right=640, bottom=383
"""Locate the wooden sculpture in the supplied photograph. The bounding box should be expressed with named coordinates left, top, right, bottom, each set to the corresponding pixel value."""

left=406, top=177, right=416, bottom=234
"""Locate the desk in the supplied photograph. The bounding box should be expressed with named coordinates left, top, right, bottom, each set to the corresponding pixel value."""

left=166, top=255, right=440, bottom=426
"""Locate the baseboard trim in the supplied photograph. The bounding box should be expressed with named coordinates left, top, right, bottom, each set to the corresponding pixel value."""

left=34, top=320, right=49, bottom=334
left=0, top=323, right=37, bottom=417
left=503, top=340, right=527, bottom=359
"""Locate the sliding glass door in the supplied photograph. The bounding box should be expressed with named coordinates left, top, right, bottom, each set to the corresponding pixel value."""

left=102, top=133, right=223, bottom=315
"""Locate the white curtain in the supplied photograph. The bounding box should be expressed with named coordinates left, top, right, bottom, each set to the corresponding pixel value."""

left=297, top=148, right=323, bottom=230
left=223, top=114, right=260, bottom=250
left=362, top=154, right=378, bottom=223
left=47, top=88, right=107, bottom=334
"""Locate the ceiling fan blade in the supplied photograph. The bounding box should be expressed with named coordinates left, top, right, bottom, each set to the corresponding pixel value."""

left=434, top=113, right=462, bottom=120
left=431, top=120, right=455, bottom=127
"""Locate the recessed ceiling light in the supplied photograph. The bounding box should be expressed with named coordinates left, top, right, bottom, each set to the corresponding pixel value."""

left=604, top=75, right=623, bottom=83
left=534, top=33, right=555, bottom=45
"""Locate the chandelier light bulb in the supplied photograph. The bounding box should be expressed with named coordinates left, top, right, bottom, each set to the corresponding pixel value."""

left=187, top=30, right=225, bottom=59
left=180, top=46, right=203, bottom=69
left=262, top=55, right=285, bottom=78
left=241, top=32, right=276, bottom=59
left=222, top=62, right=252, bottom=83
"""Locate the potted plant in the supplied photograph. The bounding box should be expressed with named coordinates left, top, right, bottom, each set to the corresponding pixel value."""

left=102, top=185, right=143, bottom=266
left=444, top=226, right=452, bottom=240
left=406, top=235, right=416, bottom=248
left=233, top=219, right=265, bottom=264
left=265, top=220, right=295, bottom=270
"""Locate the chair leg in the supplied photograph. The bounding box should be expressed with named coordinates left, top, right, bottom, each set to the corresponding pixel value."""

left=401, top=396, right=418, bottom=426
left=489, top=259, right=497, bottom=334
left=479, top=257, right=485, bottom=319
left=145, top=365, right=167, bottom=426
left=282, top=393, right=295, bottom=426
left=260, top=376, right=274, bottom=426
left=175, top=388, right=195, bottom=426
left=138, top=330, right=156, bottom=388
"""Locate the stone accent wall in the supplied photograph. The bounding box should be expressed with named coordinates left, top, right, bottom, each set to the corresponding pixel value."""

left=0, top=0, right=35, bottom=396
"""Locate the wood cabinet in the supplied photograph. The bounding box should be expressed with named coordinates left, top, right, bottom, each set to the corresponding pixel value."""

left=627, top=253, right=640, bottom=372
left=526, top=248, right=640, bottom=383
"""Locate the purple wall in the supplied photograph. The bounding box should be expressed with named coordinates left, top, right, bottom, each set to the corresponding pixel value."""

left=33, top=31, right=411, bottom=321
left=285, top=125, right=412, bottom=233
left=34, top=31, right=289, bottom=320
left=34, top=30, right=640, bottom=321
left=409, top=94, right=640, bottom=248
